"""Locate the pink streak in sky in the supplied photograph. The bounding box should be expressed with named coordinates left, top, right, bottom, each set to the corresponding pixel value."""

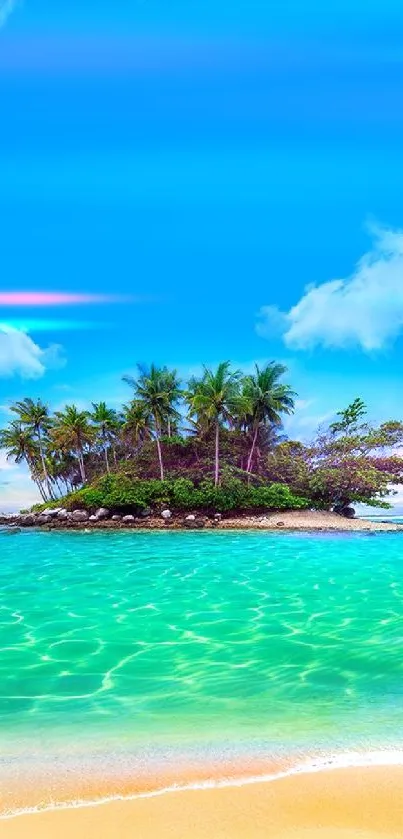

left=0, top=292, right=115, bottom=306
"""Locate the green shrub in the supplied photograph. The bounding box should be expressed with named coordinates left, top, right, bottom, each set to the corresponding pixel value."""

left=32, top=475, right=309, bottom=514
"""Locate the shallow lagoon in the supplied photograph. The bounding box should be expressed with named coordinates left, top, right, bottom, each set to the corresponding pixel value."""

left=1, top=529, right=402, bottom=756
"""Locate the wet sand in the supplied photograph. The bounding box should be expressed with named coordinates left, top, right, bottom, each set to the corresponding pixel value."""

left=1, top=766, right=402, bottom=839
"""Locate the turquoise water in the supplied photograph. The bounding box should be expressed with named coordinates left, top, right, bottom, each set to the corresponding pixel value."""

left=0, top=529, right=403, bottom=759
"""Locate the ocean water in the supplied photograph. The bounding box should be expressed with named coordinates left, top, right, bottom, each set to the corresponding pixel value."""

left=365, top=515, right=403, bottom=524
left=0, top=528, right=402, bottom=812
left=1, top=529, right=402, bottom=748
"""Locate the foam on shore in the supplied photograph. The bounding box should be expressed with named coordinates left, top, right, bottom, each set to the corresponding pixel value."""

left=1, top=759, right=402, bottom=839
left=1, top=748, right=403, bottom=820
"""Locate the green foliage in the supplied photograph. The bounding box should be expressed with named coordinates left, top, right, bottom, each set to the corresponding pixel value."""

left=329, top=398, right=367, bottom=435
left=33, top=475, right=309, bottom=514
left=7, top=383, right=403, bottom=516
left=267, top=409, right=403, bottom=509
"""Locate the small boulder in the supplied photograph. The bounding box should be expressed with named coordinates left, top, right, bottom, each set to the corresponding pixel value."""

left=161, top=509, right=172, bottom=520
left=214, top=513, right=222, bottom=522
left=334, top=504, right=355, bottom=518
left=95, top=507, right=110, bottom=520
left=44, top=508, right=62, bottom=517
left=122, top=515, right=135, bottom=523
left=276, top=521, right=285, bottom=528
left=71, top=510, right=89, bottom=522
left=19, top=514, right=36, bottom=527
left=89, top=515, right=98, bottom=522
left=186, top=514, right=196, bottom=521
left=37, top=514, right=52, bottom=525
left=341, top=506, right=356, bottom=519
left=139, top=508, right=152, bottom=518
left=57, top=509, right=69, bottom=520
left=112, top=515, right=121, bottom=521
left=183, top=516, right=206, bottom=530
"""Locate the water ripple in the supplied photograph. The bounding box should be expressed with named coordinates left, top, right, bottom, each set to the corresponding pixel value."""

left=0, top=529, right=402, bottom=752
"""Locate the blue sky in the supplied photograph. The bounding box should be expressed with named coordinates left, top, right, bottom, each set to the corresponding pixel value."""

left=2, top=0, right=403, bottom=510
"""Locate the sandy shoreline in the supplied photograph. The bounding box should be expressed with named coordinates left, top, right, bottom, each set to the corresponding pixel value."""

left=2, top=510, right=402, bottom=532
left=215, top=510, right=402, bottom=531
left=1, top=765, right=402, bottom=838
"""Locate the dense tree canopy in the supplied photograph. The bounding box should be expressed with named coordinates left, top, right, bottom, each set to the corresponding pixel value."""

left=267, top=407, right=403, bottom=509
left=1, top=364, right=403, bottom=513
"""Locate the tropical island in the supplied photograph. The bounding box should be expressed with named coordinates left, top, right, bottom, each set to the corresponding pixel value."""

left=1, top=361, right=403, bottom=530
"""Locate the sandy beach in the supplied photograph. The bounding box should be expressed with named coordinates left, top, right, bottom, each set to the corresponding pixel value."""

left=0, top=765, right=402, bottom=839
left=216, top=510, right=402, bottom=531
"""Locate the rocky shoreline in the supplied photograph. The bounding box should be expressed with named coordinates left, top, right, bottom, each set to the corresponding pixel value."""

left=0, top=508, right=401, bottom=532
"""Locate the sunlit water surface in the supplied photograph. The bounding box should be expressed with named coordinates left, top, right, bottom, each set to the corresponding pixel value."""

left=0, top=529, right=402, bottom=777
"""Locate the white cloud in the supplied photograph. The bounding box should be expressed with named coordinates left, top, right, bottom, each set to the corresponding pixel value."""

left=0, top=479, right=40, bottom=513
left=255, top=306, right=287, bottom=340
left=0, top=455, right=41, bottom=513
left=0, top=450, right=14, bottom=471
left=0, top=0, right=18, bottom=28
left=282, top=398, right=336, bottom=441
left=0, top=324, right=65, bottom=379
left=257, top=225, right=403, bottom=351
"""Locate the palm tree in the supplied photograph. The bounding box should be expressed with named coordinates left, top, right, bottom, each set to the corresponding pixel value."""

left=46, top=447, right=79, bottom=494
left=241, top=363, right=296, bottom=475
left=0, top=421, right=47, bottom=501
left=122, top=400, right=152, bottom=451
left=123, top=364, right=181, bottom=480
left=10, top=397, right=54, bottom=499
left=90, top=402, right=119, bottom=474
left=51, top=405, right=94, bottom=484
left=186, top=361, right=241, bottom=485
left=158, top=368, right=182, bottom=436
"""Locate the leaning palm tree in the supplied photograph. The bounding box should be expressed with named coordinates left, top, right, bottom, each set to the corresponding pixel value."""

left=241, top=362, right=296, bottom=475
left=123, top=364, right=180, bottom=480
left=90, top=402, right=120, bottom=474
left=10, top=397, right=54, bottom=499
left=186, top=361, right=241, bottom=485
left=51, top=405, right=94, bottom=484
left=0, top=421, right=47, bottom=501
left=46, top=446, right=80, bottom=494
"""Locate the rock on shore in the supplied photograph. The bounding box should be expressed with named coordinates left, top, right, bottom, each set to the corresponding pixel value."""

left=0, top=509, right=402, bottom=532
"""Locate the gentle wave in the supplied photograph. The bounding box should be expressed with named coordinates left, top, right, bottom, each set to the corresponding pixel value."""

left=2, top=749, right=403, bottom=821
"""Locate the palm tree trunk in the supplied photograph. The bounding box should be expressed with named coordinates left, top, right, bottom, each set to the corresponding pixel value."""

left=104, top=445, right=110, bottom=474
left=214, top=420, right=220, bottom=486
left=153, top=415, right=165, bottom=480
left=247, top=423, right=259, bottom=475
left=37, top=428, right=54, bottom=500
left=78, top=450, right=86, bottom=483
left=37, top=480, right=48, bottom=503
left=28, top=457, right=48, bottom=502
left=155, top=434, right=164, bottom=481
left=35, top=475, right=48, bottom=502
left=54, top=478, right=63, bottom=497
